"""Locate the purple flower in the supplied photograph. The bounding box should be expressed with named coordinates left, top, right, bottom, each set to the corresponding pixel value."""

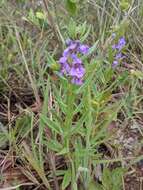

left=112, top=44, right=118, bottom=50
left=116, top=37, right=126, bottom=51
left=119, top=37, right=126, bottom=46
left=70, top=66, right=85, bottom=78
left=115, top=53, right=122, bottom=59
left=59, top=56, right=67, bottom=64
left=71, top=77, right=83, bottom=85
left=63, top=47, right=70, bottom=57
left=71, top=54, right=82, bottom=65
left=78, top=44, right=89, bottom=54
left=112, top=37, right=126, bottom=51
left=112, top=36, right=126, bottom=68
left=69, top=43, right=77, bottom=50
left=60, top=62, right=71, bottom=75
left=63, top=42, right=78, bottom=57
left=65, top=39, right=73, bottom=46
left=112, top=60, right=118, bottom=68
left=59, top=57, right=70, bottom=75
left=58, top=39, right=89, bottom=85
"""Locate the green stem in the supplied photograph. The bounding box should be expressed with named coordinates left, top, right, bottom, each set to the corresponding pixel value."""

left=84, top=85, right=92, bottom=189
left=64, top=84, right=75, bottom=150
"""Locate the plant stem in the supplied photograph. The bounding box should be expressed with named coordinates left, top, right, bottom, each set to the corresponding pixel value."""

left=64, top=84, right=75, bottom=150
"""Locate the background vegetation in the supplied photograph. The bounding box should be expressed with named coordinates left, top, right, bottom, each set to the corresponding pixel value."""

left=0, top=0, right=143, bottom=189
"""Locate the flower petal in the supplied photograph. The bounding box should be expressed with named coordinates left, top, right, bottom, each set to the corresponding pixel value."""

left=78, top=44, right=89, bottom=54
left=71, top=77, right=83, bottom=85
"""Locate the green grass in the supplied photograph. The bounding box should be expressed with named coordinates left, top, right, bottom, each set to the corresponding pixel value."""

left=0, top=0, right=143, bottom=189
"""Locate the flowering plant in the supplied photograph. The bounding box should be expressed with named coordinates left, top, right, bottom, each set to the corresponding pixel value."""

left=59, top=39, right=90, bottom=85
left=112, top=36, right=126, bottom=67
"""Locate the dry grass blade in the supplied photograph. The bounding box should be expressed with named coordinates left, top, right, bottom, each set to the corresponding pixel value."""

left=14, top=28, right=41, bottom=107
left=0, top=183, right=34, bottom=190
left=21, top=141, right=51, bottom=190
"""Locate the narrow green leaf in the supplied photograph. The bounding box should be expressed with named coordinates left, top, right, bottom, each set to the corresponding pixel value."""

left=80, top=25, right=91, bottom=42
left=56, top=147, right=69, bottom=156
left=62, top=169, right=71, bottom=190
left=40, top=114, right=63, bottom=135
left=67, top=18, right=77, bottom=38
left=44, top=139, right=63, bottom=152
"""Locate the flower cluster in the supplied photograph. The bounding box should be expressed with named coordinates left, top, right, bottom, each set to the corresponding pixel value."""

left=59, top=39, right=89, bottom=85
left=112, top=37, right=126, bottom=67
